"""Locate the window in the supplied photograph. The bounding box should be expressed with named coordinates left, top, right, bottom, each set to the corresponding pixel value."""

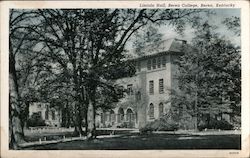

left=136, top=91, right=141, bottom=101
left=51, top=110, right=55, bottom=120
left=118, top=86, right=124, bottom=98
left=101, top=113, right=105, bottom=124
left=104, top=112, right=109, bottom=122
left=149, top=103, right=154, bottom=119
left=157, top=57, right=161, bottom=68
left=159, top=103, right=164, bottom=117
left=147, top=60, right=151, bottom=70
left=37, top=103, right=41, bottom=108
left=45, top=110, right=49, bottom=120
left=110, top=110, right=115, bottom=123
left=37, top=111, right=42, bottom=117
left=118, top=108, right=124, bottom=123
left=45, top=105, right=49, bottom=120
left=107, top=112, right=111, bottom=122
left=149, top=80, right=154, bottom=95
left=127, top=84, right=133, bottom=95
left=152, top=58, right=156, bottom=69
left=162, top=56, right=166, bottom=67
left=159, top=79, right=164, bottom=94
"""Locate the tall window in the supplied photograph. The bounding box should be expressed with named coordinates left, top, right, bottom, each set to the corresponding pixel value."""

left=45, top=110, right=49, bottom=120
left=159, top=79, right=164, bottom=94
left=51, top=110, right=55, bottom=120
left=127, top=84, right=133, bottom=95
left=157, top=57, right=161, bottom=68
left=149, top=80, right=154, bottom=95
left=149, top=103, right=154, bottom=119
left=147, top=60, right=151, bottom=70
left=101, top=113, right=105, bottom=124
left=110, top=110, right=115, bottom=123
left=162, top=56, right=166, bottom=67
left=152, top=58, right=156, bottom=69
left=136, top=91, right=141, bottom=101
left=118, top=86, right=124, bottom=98
left=159, top=103, right=164, bottom=117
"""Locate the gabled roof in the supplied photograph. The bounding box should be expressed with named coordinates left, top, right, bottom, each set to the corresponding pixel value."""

left=127, top=38, right=187, bottom=60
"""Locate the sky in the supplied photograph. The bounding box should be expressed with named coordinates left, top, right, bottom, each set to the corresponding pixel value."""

left=127, top=9, right=240, bottom=50
left=159, top=9, right=240, bottom=45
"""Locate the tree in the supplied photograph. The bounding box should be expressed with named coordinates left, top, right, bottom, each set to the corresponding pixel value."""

left=132, top=25, right=163, bottom=57
left=79, top=9, right=205, bottom=138
left=172, top=21, right=241, bottom=130
left=9, top=9, right=42, bottom=148
left=10, top=9, right=204, bottom=140
left=223, top=16, right=240, bottom=36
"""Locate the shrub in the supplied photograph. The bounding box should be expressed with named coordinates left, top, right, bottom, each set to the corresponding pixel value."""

left=198, top=118, right=233, bottom=131
left=27, top=113, right=46, bottom=127
left=116, top=122, right=134, bottom=128
left=140, top=118, right=179, bottom=134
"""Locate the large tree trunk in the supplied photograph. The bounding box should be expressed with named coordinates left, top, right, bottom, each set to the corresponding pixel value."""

left=73, top=103, right=83, bottom=136
left=84, top=105, right=88, bottom=136
left=65, top=102, right=71, bottom=128
left=9, top=51, right=26, bottom=149
left=9, top=77, right=26, bottom=149
left=77, top=104, right=83, bottom=134
left=72, top=64, right=83, bottom=135
left=87, top=98, right=96, bottom=139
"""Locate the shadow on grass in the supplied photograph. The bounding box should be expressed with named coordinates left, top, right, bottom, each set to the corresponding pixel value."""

left=23, top=133, right=241, bottom=150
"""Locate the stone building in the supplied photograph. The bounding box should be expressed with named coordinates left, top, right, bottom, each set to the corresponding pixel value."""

left=29, top=102, right=62, bottom=127
left=96, top=38, right=187, bottom=128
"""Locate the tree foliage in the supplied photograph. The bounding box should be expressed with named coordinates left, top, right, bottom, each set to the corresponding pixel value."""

left=172, top=21, right=241, bottom=129
left=9, top=8, right=208, bottom=144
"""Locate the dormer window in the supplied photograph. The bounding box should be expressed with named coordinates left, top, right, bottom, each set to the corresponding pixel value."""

left=147, top=60, right=151, bottom=70
left=157, top=57, right=161, bottom=68
left=152, top=58, right=156, bottom=69
left=162, top=56, right=166, bottom=67
left=127, top=84, right=133, bottom=95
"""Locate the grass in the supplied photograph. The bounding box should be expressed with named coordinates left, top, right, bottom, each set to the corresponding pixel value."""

left=23, top=133, right=241, bottom=150
left=24, top=129, right=134, bottom=142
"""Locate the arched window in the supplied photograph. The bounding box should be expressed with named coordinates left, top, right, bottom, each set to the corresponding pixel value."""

left=118, top=108, right=124, bottom=123
left=45, top=110, right=49, bottom=120
left=105, top=112, right=109, bottom=122
left=101, top=113, right=105, bottom=124
left=136, top=91, right=141, bottom=101
left=126, top=108, right=134, bottom=122
left=51, top=110, right=55, bottom=120
left=159, top=103, right=164, bottom=117
left=149, top=103, right=154, bottom=119
left=110, top=110, right=115, bottom=123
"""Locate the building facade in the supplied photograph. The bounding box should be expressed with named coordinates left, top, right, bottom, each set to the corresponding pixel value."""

left=29, top=102, right=62, bottom=127
left=96, top=38, right=186, bottom=128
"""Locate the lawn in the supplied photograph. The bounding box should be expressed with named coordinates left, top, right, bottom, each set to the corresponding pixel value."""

left=23, top=133, right=241, bottom=150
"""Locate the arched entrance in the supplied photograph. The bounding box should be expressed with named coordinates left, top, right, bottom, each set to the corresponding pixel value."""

left=126, top=108, right=134, bottom=122
left=110, top=110, right=115, bottom=125
left=117, top=108, right=124, bottom=123
left=149, top=103, right=154, bottom=119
